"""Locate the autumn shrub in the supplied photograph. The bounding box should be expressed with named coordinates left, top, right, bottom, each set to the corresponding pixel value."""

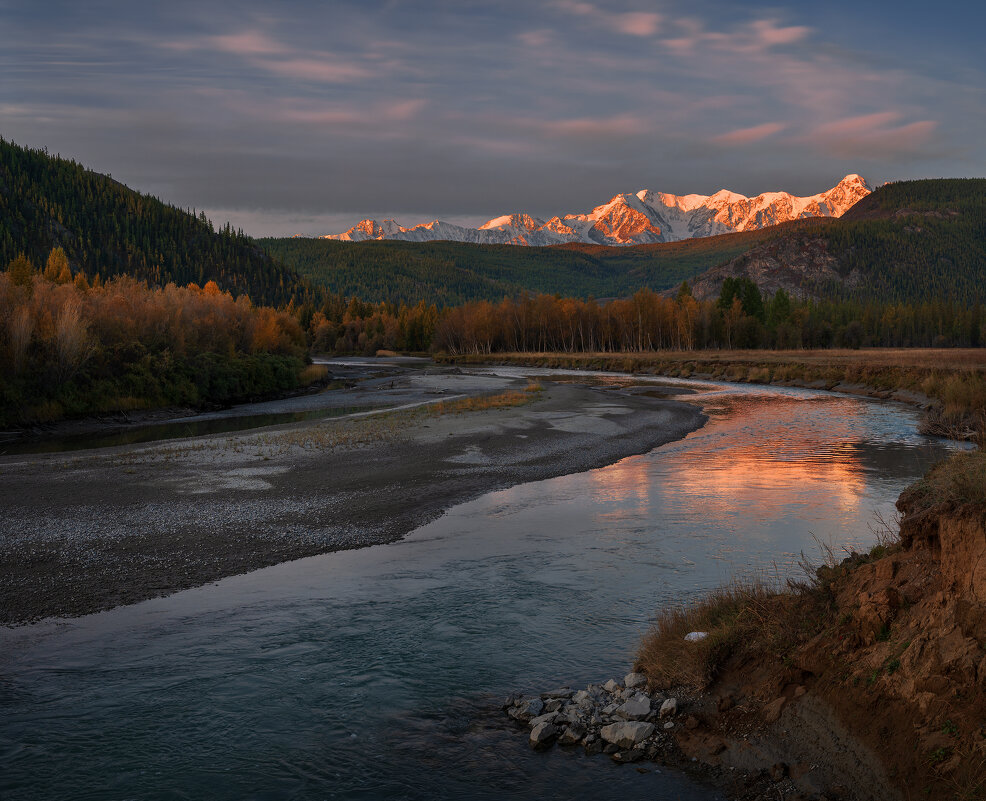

left=0, top=267, right=308, bottom=425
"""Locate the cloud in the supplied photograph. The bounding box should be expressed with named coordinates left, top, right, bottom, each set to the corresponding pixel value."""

left=662, top=17, right=810, bottom=55
left=711, top=121, right=786, bottom=146
left=554, top=1, right=662, bottom=37
left=257, top=57, right=373, bottom=84
left=197, top=90, right=426, bottom=129
left=807, top=111, right=939, bottom=158
left=162, top=28, right=377, bottom=85
left=541, top=113, right=649, bottom=137
left=611, top=12, right=662, bottom=37
left=208, top=31, right=288, bottom=57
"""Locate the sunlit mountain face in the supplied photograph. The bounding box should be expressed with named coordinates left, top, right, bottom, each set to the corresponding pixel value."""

left=322, top=175, right=870, bottom=246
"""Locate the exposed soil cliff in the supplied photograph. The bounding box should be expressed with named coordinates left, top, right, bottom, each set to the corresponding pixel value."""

left=638, top=452, right=986, bottom=800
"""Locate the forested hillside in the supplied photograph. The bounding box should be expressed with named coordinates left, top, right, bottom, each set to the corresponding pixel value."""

left=690, top=179, right=986, bottom=303
left=260, top=227, right=781, bottom=305
left=0, top=138, right=308, bottom=307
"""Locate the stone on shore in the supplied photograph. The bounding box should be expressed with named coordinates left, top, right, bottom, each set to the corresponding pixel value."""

left=530, top=721, right=560, bottom=749
left=541, top=687, right=573, bottom=699
left=659, top=698, right=678, bottom=718
left=558, top=723, right=586, bottom=746
left=529, top=712, right=558, bottom=729
left=600, top=721, right=655, bottom=749
left=509, top=696, right=544, bottom=722
left=615, top=693, right=652, bottom=721
left=602, top=679, right=621, bottom=693
left=624, top=672, right=647, bottom=690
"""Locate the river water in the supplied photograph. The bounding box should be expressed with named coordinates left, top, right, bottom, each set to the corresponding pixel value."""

left=0, top=373, right=968, bottom=800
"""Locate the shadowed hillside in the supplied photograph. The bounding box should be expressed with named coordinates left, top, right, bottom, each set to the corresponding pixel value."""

left=0, top=138, right=309, bottom=307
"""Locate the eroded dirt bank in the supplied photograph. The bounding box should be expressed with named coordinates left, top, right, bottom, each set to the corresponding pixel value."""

left=649, top=453, right=986, bottom=800
left=0, top=368, right=704, bottom=625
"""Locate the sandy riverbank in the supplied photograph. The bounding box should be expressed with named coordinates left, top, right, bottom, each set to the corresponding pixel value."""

left=0, top=365, right=705, bottom=625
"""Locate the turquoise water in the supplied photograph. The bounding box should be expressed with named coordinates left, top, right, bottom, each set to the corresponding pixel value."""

left=0, top=379, right=966, bottom=800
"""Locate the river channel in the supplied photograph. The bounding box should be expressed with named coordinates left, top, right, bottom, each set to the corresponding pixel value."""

left=0, top=369, right=968, bottom=800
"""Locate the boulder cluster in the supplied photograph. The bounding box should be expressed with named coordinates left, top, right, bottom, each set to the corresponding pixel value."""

left=503, top=672, right=683, bottom=763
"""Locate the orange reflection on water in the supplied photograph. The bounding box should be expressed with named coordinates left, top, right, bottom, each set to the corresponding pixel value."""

left=588, top=396, right=869, bottom=526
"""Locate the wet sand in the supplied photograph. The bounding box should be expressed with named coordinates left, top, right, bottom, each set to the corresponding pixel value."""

left=0, top=365, right=705, bottom=625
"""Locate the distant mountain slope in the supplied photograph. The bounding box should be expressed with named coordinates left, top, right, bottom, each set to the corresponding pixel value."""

left=687, top=178, right=986, bottom=303
left=320, top=174, right=870, bottom=246
left=0, top=138, right=307, bottom=306
left=260, top=225, right=787, bottom=306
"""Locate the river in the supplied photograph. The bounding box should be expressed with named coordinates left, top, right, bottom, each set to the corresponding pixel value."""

left=0, top=371, right=968, bottom=800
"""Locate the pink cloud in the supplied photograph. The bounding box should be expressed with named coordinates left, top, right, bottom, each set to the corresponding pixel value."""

left=712, top=121, right=787, bottom=146
left=259, top=58, right=373, bottom=84
left=553, top=1, right=661, bottom=37
left=518, top=30, right=553, bottom=48
left=663, top=17, right=810, bottom=55
left=611, top=12, right=662, bottom=37
left=542, top=113, right=648, bottom=138
left=808, top=112, right=939, bottom=157
left=209, top=31, right=288, bottom=57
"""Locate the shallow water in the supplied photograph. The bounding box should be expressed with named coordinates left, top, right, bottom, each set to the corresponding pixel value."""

left=0, top=376, right=967, bottom=800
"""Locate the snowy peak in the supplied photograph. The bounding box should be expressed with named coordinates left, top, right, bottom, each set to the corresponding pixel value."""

left=479, top=213, right=545, bottom=232
left=321, top=175, right=871, bottom=246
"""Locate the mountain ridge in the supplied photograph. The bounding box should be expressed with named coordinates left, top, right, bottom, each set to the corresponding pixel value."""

left=321, top=174, right=871, bottom=246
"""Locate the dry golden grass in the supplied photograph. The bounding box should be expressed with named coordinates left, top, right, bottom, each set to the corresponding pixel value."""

left=635, top=577, right=784, bottom=691
left=298, top=363, right=329, bottom=385
left=429, top=390, right=536, bottom=415
left=905, top=451, right=986, bottom=509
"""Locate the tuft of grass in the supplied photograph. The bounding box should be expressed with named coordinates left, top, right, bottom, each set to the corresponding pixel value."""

left=636, top=577, right=784, bottom=691
left=906, top=451, right=986, bottom=509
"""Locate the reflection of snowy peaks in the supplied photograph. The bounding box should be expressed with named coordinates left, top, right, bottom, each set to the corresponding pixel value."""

left=322, top=175, right=871, bottom=246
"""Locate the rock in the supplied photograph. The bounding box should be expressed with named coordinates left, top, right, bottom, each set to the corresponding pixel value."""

left=612, top=748, right=645, bottom=763
left=600, top=721, right=656, bottom=749
left=684, top=631, right=708, bottom=642
left=602, top=703, right=618, bottom=716
left=603, top=679, right=621, bottom=693
left=572, top=689, right=590, bottom=704
left=615, top=694, right=652, bottom=721
left=509, top=696, right=544, bottom=722
left=762, top=696, right=786, bottom=724
left=769, top=762, right=789, bottom=781
left=659, top=698, right=678, bottom=718
left=663, top=721, right=674, bottom=730
left=502, top=694, right=517, bottom=709
left=529, top=721, right=559, bottom=749
left=544, top=698, right=563, bottom=713
left=603, top=742, right=620, bottom=754
left=624, top=672, right=647, bottom=690
left=541, top=687, right=573, bottom=700
left=585, top=739, right=604, bottom=755
left=529, top=712, right=558, bottom=729
left=558, top=723, right=586, bottom=745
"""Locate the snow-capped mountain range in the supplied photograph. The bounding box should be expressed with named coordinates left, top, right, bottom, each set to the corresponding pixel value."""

left=321, top=175, right=871, bottom=247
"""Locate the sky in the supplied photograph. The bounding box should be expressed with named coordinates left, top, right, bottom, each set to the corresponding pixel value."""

left=2, top=0, right=984, bottom=236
